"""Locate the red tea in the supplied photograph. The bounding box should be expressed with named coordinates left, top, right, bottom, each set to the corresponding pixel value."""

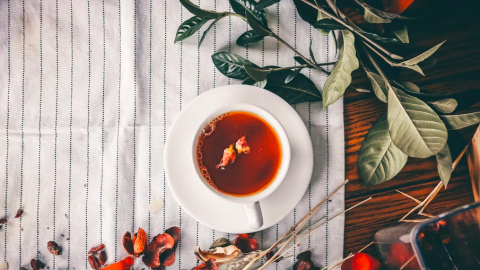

left=196, top=111, right=282, bottom=197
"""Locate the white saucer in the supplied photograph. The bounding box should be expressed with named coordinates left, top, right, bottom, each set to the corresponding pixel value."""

left=165, top=85, right=313, bottom=233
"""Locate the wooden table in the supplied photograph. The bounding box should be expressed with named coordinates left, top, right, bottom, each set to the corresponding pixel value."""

left=343, top=0, right=480, bottom=257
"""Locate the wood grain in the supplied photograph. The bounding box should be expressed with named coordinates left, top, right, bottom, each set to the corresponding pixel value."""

left=343, top=0, right=480, bottom=258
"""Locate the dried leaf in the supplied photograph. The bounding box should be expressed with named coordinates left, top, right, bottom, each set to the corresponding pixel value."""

left=359, top=113, right=408, bottom=186
left=322, top=30, right=359, bottom=108
left=436, top=144, right=453, bottom=188
left=392, top=25, right=409, bottom=43
left=429, top=98, right=458, bottom=114
left=392, top=80, right=420, bottom=93
left=388, top=88, right=448, bottom=158
left=441, top=111, right=480, bottom=130
left=364, top=8, right=391, bottom=23
left=400, top=41, right=446, bottom=66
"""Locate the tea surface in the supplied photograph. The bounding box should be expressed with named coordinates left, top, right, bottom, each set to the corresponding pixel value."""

left=197, top=112, right=282, bottom=196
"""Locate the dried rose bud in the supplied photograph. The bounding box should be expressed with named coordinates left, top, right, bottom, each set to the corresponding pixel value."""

left=15, top=209, right=24, bottom=218
left=0, top=218, right=7, bottom=225
left=235, top=136, right=251, bottom=155
left=88, top=243, right=105, bottom=254
left=47, top=241, right=62, bottom=255
left=88, top=254, right=101, bottom=270
left=233, top=234, right=260, bottom=253
left=31, top=259, right=46, bottom=270
left=98, top=250, right=107, bottom=266
left=216, top=145, right=236, bottom=169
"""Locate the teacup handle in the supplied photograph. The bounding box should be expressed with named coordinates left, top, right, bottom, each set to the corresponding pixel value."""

left=244, top=202, right=263, bottom=229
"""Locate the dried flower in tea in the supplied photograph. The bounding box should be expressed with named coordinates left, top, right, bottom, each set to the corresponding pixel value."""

left=235, top=136, right=251, bottom=155
left=216, top=145, right=237, bottom=169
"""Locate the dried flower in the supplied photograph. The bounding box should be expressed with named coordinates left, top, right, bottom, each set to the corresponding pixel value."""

left=88, top=254, right=101, bottom=270
left=142, top=233, right=174, bottom=268
left=235, top=136, right=251, bottom=155
left=233, top=234, right=260, bottom=253
left=88, top=243, right=105, bottom=254
left=293, top=251, right=320, bottom=270
left=102, top=257, right=134, bottom=270
left=216, top=145, right=237, bottom=169
left=47, top=241, right=62, bottom=255
left=99, top=250, right=107, bottom=266
left=195, top=245, right=241, bottom=265
left=160, top=226, right=181, bottom=266
left=192, top=258, right=218, bottom=270
left=31, top=259, right=46, bottom=270
left=210, top=238, right=231, bottom=249
left=15, top=209, right=24, bottom=218
left=123, top=227, right=147, bottom=257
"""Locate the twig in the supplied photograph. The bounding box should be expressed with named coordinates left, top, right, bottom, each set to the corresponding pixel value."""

left=242, top=180, right=349, bottom=270
left=396, top=190, right=422, bottom=204
left=400, top=255, right=415, bottom=270
left=401, top=219, right=429, bottom=223
left=299, top=0, right=403, bottom=60
left=358, top=241, right=374, bottom=253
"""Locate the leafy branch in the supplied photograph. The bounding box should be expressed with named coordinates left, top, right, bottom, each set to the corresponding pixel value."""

left=174, top=0, right=480, bottom=189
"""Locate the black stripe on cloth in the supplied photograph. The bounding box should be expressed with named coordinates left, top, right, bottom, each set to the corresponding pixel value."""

left=325, top=34, right=330, bottom=267
left=86, top=1, right=91, bottom=267
left=133, top=0, right=138, bottom=233
left=101, top=0, right=106, bottom=244
left=179, top=4, right=184, bottom=269
left=148, top=0, right=152, bottom=237
left=68, top=0, right=74, bottom=266
left=4, top=0, right=10, bottom=261
left=275, top=2, right=280, bottom=269
left=53, top=0, right=59, bottom=268
left=115, top=0, right=122, bottom=260
left=37, top=0, right=44, bottom=260
left=163, top=0, right=167, bottom=234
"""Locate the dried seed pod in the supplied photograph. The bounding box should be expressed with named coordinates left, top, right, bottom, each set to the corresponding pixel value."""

left=88, top=243, right=105, bottom=254
left=98, top=250, right=107, bottom=266
left=142, top=233, right=174, bottom=268
left=123, top=231, right=134, bottom=256
left=31, top=259, right=46, bottom=270
left=15, top=209, right=24, bottom=218
left=160, top=226, right=181, bottom=266
left=210, top=238, right=231, bottom=249
left=47, top=241, right=62, bottom=255
left=133, top=227, right=147, bottom=256
left=88, top=254, right=101, bottom=270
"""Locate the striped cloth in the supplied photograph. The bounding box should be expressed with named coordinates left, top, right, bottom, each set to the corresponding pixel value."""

left=0, top=0, right=345, bottom=269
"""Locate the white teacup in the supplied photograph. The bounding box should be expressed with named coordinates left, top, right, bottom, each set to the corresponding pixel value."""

left=191, top=103, right=291, bottom=229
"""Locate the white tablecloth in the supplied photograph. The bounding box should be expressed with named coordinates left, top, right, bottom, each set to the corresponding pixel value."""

left=0, top=0, right=345, bottom=269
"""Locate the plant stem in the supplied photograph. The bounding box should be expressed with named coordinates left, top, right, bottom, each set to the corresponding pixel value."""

left=228, top=12, right=247, bottom=21
left=299, top=0, right=403, bottom=60
left=272, top=64, right=308, bottom=71
left=360, top=43, right=394, bottom=91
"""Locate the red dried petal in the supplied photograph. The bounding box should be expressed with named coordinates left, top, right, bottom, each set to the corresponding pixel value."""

left=99, top=250, right=107, bottom=266
left=216, top=145, right=237, bottom=169
left=134, top=227, right=148, bottom=256
left=192, top=258, right=218, bottom=270
left=160, top=226, right=181, bottom=266
left=293, top=251, right=320, bottom=270
left=233, top=234, right=260, bottom=253
left=341, top=253, right=381, bottom=270
left=102, top=257, right=134, bottom=270
left=47, top=241, right=62, bottom=255
left=15, top=209, right=24, bottom=218
left=31, top=259, right=46, bottom=270
left=123, top=231, right=135, bottom=256
left=88, top=243, right=105, bottom=254
left=142, top=233, right=175, bottom=268
left=88, top=254, right=101, bottom=270
left=235, top=136, right=251, bottom=154
left=0, top=218, right=7, bottom=225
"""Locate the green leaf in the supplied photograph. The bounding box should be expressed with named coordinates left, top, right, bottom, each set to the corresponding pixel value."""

left=256, top=0, right=281, bottom=9
left=322, top=30, right=359, bottom=108
left=392, top=80, right=420, bottom=93
left=246, top=12, right=272, bottom=36
left=175, top=16, right=211, bottom=43
left=293, top=0, right=318, bottom=25
left=387, top=88, right=448, bottom=158
left=285, top=68, right=303, bottom=83
left=436, top=144, right=452, bottom=188
left=309, top=39, right=317, bottom=64
left=418, top=56, right=438, bottom=68
left=394, top=63, right=424, bottom=76
left=265, top=70, right=322, bottom=104
left=312, top=19, right=347, bottom=31
left=244, top=62, right=271, bottom=81
left=317, top=10, right=330, bottom=36
left=243, top=77, right=268, bottom=88
left=361, top=32, right=403, bottom=45
left=180, top=0, right=223, bottom=18
left=392, top=25, right=409, bottom=43
left=364, top=8, right=391, bottom=23
left=400, top=41, right=446, bottom=66
left=199, top=16, right=225, bottom=48
left=211, top=52, right=249, bottom=80
left=236, top=30, right=265, bottom=46
left=229, top=0, right=268, bottom=26
left=359, top=113, right=408, bottom=187
left=364, top=69, right=387, bottom=103
left=441, top=111, right=480, bottom=130
left=429, top=98, right=458, bottom=114
left=294, top=56, right=308, bottom=66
